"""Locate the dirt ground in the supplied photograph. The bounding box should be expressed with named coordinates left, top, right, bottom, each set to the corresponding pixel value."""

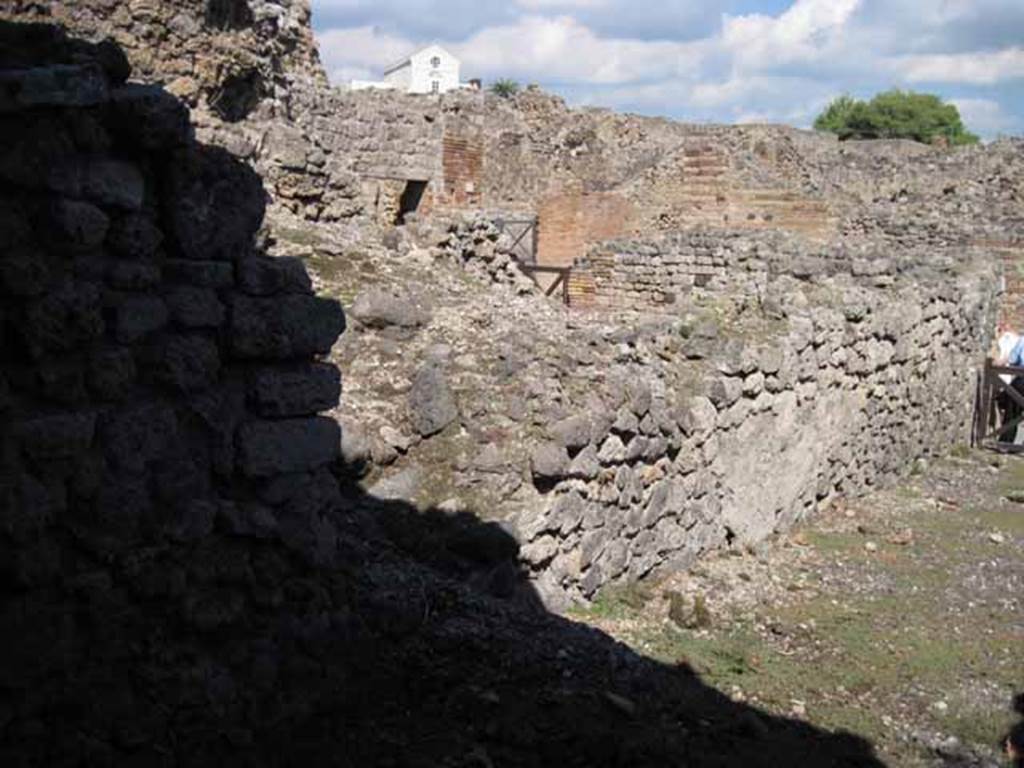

left=571, top=450, right=1024, bottom=767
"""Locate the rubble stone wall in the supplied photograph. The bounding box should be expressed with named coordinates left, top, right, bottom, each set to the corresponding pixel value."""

left=516, top=246, right=999, bottom=599
left=0, top=24, right=353, bottom=761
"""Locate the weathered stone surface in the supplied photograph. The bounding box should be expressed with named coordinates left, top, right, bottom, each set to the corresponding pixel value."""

left=164, top=259, right=234, bottom=287
left=548, top=414, right=591, bottom=450
left=110, top=83, right=191, bottom=149
left=101, top=402, right=179, bottom=473
left=165, top=285, right=225, bottom=328
left=0, top=63, right=108, bottom=111
left=236, top=417, right=340, bottom=477
left=407, top=363, right=457, bottom=436
left=107, top=213, right=163, bottom=259
left=153, top=335, right=221, bottom=393
left=248, top=363, right=341, bottom=417
left=48, top=158, right=144, bottom=210
left=14, top=412, right=96, bottom=459
left=0, top=246, right=53, bottom=296
left=23, top=280, right=103, bottom=354
left=530, top=442, right=569, bottom=481
left=237, top=255, right=312, bottom=296
left=115, top=295, right=169, bottom=343
left=350, top=286, right=429, bottom=330
left=705, top=376, right=744, bottom=409
left=42, top=198, right=108, bottom=251
left=228, top=294, right=344, bottom=359
left=88, top=347, right=136, bottom=401
left=368, top=466, right=423, bottom=501
left=163, top=145, right=265, bottom=261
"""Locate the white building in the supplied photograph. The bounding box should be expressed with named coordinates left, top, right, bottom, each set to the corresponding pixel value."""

left=350, top=45, right=467, bottom=95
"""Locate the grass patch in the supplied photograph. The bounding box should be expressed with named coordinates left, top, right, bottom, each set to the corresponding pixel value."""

left=273, top=225, right=325, bottom=248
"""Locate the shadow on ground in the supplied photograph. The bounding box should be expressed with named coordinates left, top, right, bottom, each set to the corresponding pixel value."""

left=320, top=465, right=885, bottom=767
left=1007, top=694, right=1024, bottom=767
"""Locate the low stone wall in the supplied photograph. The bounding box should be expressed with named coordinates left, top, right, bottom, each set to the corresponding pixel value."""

left=515, top=245, right=998, bottom=600
left=569, top=230, right=884, bottom=311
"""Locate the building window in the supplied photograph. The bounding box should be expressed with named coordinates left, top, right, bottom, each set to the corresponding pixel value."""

left=431, top=80, right=440, bottom=94
left=431, top=56, right=441, bottom=68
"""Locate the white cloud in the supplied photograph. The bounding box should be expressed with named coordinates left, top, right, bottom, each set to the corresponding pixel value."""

left=950, top=97, right=1019, bottom=136
left=310, top=0, right=1024, bottom=137
left=316, top=25, right=416, bottom=73
left=516, top=0, right=607, bottom=8
left=898, top=47, right=1024, bottom=85
left=451, top=15, right=706, bottom=84
left=722, top=0, right=862, bottom=71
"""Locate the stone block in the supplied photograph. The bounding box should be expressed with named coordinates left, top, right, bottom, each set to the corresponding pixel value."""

left=110, top=84, right=191, bottom=150
left=531, top=441, right=569, bottom=481
left=164, top=259, right=234, bottom=287
left=676, top=396, right=717, bottom=439
left=152, top=335, right=221, bottom=393
left=24, top=280, right=104, bottom=355
left=248, top=363, right=341, bottom=417
left=42, top=199, right=109, bottom=252
left=162, top=145, right=265, bottom=261
left=101, top=402, right=179, bottom=473
left=115, top=295, right=169, bottom=343
left=0, top=64, right=108, bottom=112
left=407, top=363, right=457, bottom=437
left=705, top=375, right=743, bottom=409
left=349, top=285, right=429, bottom=329
left=0, top=246, right=54, bottom=297
left=166, top=286, right=225, bottom=329
left=15, top=412, right=96, bottom=459
left=106, top=261, right=161, bottom=290
left=48, top=158, right=144, bottom=211
left=237, top=255, right=312, bottom=296
left=88, top=347, right=136, bottom=401
left=228, top=294, right=344, bottom=360
left=567, top=444, right=600, bottom=479
left=236, top=417, right=340, bottom=478
left=547, top=414, right=591, bottom=450
left=107, top=213, right=163, bottom=260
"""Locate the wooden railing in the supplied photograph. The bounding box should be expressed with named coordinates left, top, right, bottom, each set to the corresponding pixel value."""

left=973, top=359, right=1024, bottom=449
left=518, top=264, right=571, bottom=305
left=493, top=217, right=538, bottom=265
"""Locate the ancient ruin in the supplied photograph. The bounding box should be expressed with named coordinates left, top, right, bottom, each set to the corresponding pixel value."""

left=0, top=1, right=1022, bottom=764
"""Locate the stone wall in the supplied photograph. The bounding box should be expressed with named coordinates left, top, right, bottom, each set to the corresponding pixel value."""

left=514, top=246, right=998, bottom=600
left=0, top=23, right=355, bottom=761
left=569, top=230, right=909, bottom=311
left=2, top=0, right=327, bottom=117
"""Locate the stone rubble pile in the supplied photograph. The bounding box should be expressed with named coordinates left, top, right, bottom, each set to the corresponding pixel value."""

left=440, top=214, right=538, bottom=293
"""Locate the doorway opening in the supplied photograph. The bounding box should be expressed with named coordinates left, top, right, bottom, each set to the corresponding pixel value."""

left=396, top=180, right=428, bottom=225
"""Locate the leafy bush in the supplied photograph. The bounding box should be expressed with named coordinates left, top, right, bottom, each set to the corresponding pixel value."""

left=814, top=90, right=979, bottom=145
left=490, top=78, right=520, bottom=98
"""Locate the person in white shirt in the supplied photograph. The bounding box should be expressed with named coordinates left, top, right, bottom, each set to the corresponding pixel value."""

left=994, top=323, right=1024, bottom=443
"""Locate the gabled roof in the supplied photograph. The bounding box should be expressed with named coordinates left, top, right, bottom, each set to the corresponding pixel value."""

left=383, top=44, right=457, bottom=75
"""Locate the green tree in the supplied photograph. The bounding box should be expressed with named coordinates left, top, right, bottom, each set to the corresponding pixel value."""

left=814, top=90, right=979, bottom=145
left=490, top=78, right=520, bottom=98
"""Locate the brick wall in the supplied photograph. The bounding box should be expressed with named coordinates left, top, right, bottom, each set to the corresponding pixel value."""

left=439, top=132, right=483, bottom=210
left=569, top=232, right=770, bottom=310
left=979, top=241, right=1024, bottom=331
left=536, top=186, right=633, bottom=267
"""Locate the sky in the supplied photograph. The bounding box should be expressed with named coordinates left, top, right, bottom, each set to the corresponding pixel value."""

left=310, top=0, right=1024, bottom=139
